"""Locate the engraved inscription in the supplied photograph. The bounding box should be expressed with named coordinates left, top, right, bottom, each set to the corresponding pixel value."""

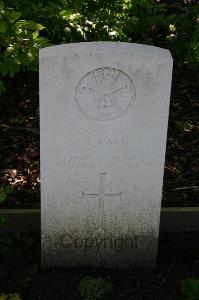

left=81, top=173, right=122, bottom=225
left=75, top=67, right=136, bottom=121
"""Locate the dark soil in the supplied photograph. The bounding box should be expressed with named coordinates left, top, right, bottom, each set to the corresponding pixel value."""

left=0, top=232, right=199, bottom=299
left=0, top=64, right=198, bottom=208
left=163, top=65, right=199, bottom=207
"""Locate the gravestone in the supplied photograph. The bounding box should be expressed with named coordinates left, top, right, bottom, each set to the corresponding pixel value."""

left=40, top=42, right=173, bottom=268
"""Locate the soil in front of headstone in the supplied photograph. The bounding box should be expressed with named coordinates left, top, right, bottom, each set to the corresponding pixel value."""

left=0, top=64, right=198, bottom=208
left=0, top=232, right=199, bottom=299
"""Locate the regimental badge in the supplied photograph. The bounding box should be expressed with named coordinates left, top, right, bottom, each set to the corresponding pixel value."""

left=75, top=67, right=136, bottom=121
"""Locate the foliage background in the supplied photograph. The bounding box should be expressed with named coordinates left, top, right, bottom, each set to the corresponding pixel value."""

left=1, top=0, right=198, bottom=91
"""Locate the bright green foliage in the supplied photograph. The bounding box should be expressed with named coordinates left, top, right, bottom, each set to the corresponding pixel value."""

left=73, top=0, right=199, bottom=67
left=0, top=0, right=198, bottom=95
left=79, top=276, right=113, bottom=300
left=79, top=0, right=126, bottom=41
left=0, top=293, right=22, bottom=300
left=4, top=0, right=85, bottom=44
left=0, top=0, right=49, bottom=94
left=181, top=278, right=199, bottom=300
left=79, top=0, right=166, bottom=43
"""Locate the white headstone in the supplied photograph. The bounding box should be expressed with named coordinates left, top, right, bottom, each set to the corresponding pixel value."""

left=40, top=42, right=173, bottom=269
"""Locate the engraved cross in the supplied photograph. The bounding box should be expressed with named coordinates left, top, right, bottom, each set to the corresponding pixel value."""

left=81, top=173, right=122, bottom=225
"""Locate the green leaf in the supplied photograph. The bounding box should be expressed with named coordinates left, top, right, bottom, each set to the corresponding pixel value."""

left=16, top=20, right=44, bottom=31
left=60, top=9, right=73, bottom=19
left=32, top=30, right=39, bottom=39
left=0, top=20, right=7, bottom=33
left=7, top=11, right=22, bottom=22
left=34, top=23, right=45, bottom=31
left=35, top=37, right=49, bottom=46
left=25, top=21, right=44, bottom=31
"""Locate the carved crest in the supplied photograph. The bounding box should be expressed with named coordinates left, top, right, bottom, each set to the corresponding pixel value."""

left=75, top=67, right=136, bottom=121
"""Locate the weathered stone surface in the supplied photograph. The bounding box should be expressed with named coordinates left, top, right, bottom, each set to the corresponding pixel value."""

left=40, top=42, right=173, bottom=268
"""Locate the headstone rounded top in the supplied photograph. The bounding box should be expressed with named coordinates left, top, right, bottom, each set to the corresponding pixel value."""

left=40, top=42, right=172, bottom=61
left=75, top=67, right=136, bottom=121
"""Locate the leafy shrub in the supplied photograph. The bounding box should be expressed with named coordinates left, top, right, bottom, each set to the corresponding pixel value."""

left=0, top=0, right=198, bottom=95
left=121, top=0, right=168, bottom=44
left=79, top=0, right=199, bottom=67
left=164, top=3, right=199, bottom=66
left=0, top=0, right=49, bottom=94
left=0, top=293, right=21, bottom=300
left=5, top=0, right=85, bottom=44
left=79, top=276, right=113, bottom=300
left=181, top=278, right=199, bottom=300
left=79, top=0, right=125, bottom=41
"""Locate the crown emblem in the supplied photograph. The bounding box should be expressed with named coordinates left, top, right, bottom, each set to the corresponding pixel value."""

left=92, top=68, right=119, bottom=85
